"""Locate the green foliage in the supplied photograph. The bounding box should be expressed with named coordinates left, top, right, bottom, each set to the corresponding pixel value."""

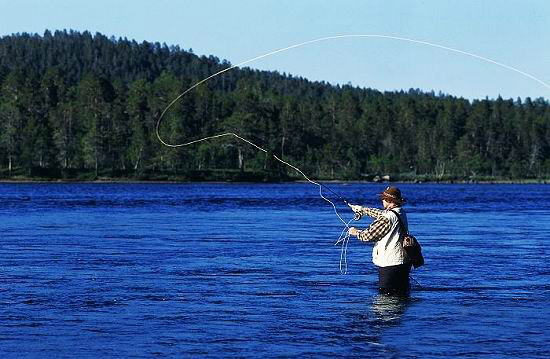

left=0, top=30, right=548, bottom=181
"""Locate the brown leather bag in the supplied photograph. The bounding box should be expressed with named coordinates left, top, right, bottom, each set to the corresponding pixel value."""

left=390, top=210, right=425, bottom=269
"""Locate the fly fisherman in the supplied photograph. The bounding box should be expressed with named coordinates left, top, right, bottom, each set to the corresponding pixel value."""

left=348, top=186, right=412, bottom=295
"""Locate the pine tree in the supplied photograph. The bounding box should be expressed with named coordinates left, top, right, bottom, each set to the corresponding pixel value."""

left=0, top=69, right=26, bottom=174
left=126, top=78, right=151, bottom=172
left=76, top=73, right=112, bottom=176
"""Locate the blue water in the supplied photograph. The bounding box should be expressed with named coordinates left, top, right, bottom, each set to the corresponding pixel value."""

left=0, top=183, right=549, bottom=358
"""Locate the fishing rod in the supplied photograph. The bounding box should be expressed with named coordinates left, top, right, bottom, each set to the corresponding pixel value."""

left=314, top=181, right=367, bottom=223
left=316, top=182, right=350, bottom=205
left=156, top=129, right=355, bottom=224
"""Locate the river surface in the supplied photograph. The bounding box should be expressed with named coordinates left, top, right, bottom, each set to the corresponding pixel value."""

left=0, top=182, right=549, bottom=358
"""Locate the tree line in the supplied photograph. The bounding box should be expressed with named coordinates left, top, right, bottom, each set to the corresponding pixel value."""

left=0, top=30, right=549, bottom=181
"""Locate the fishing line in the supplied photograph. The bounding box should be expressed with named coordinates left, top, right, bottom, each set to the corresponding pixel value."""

left=335, top=218, right=355, bottom=274
left=156, top=33, right=550, bottom=274
left=165, top=132, right=350, bottom=220
left=156, top=34, right=550, bottom=130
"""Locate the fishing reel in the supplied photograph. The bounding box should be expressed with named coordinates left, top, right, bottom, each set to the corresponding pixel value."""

left=347, top=204, right=362, bottom=221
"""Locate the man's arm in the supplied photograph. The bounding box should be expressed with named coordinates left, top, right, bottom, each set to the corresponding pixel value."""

left=349, top=204, right=384, bottom=219
left=355, top=216, right=391, bottom=242
left=359, top=207, right=384, bottom=219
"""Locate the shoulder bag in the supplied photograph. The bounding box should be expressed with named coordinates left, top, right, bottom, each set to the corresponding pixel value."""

left=390, top=209, right=425, bottom=269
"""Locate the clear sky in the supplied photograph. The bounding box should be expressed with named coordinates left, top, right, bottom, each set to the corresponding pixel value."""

left=1, top=0, right=549, bottom=100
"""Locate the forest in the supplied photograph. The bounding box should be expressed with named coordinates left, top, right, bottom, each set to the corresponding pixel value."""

left=0, top=30, right=549, bottom=182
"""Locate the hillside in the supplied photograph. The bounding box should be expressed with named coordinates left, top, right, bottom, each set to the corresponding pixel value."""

left=0, top=30, right=549, bottom=182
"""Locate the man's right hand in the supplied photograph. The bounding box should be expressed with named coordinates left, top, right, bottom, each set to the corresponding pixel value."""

left=348, top=204, right=362, bottom=214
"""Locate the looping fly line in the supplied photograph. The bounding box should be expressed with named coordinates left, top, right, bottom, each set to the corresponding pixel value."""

left=156, top=34, right=549, bottom=274
left=156, top=34, right=550, bottom=135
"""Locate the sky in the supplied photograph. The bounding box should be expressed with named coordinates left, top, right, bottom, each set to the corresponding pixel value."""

left=1, top=0, right=549, bottom=101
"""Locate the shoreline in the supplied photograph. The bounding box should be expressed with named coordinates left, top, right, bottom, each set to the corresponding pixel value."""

left=0, top=178, right=547, bottom=185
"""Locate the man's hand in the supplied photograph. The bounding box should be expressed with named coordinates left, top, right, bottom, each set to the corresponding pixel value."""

left=348, top=204, right=362, bottom=214
left=348, top=227, right=361, bottom=237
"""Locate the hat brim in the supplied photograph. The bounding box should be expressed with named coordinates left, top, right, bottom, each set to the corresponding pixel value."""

left=379, top=192, right=405, bottom=203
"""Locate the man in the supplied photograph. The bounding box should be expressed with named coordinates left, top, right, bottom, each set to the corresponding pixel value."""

left=348, top=186, right=412, bottom=295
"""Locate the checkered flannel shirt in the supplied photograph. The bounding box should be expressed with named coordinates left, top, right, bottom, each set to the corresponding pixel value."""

left=356, top=207, right=391, bottom=242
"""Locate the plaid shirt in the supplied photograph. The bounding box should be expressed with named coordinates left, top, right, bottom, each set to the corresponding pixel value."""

left=356, top=207, right=391, bottom=242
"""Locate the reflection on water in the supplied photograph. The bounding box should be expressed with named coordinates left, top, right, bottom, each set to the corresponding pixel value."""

left=343, top=293, right=413, bottom=354
left=371, top=294, right=411, bottom=325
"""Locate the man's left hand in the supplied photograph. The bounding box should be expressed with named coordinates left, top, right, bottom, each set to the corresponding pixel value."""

left=348, top=227, right=361, bottom=236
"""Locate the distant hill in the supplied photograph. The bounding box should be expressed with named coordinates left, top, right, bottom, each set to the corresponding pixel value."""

left=0, top=30, right=548, bottom=182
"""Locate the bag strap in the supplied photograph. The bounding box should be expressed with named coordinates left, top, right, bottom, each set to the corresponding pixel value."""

left=389, top=209, right=409, bottom=236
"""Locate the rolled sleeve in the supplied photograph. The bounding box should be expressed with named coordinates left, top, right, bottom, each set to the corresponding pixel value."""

left=359, top=207, right=384, bottom=219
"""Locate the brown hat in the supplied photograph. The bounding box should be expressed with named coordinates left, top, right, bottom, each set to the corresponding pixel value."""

left=379, top=186, right=405, bottom=204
